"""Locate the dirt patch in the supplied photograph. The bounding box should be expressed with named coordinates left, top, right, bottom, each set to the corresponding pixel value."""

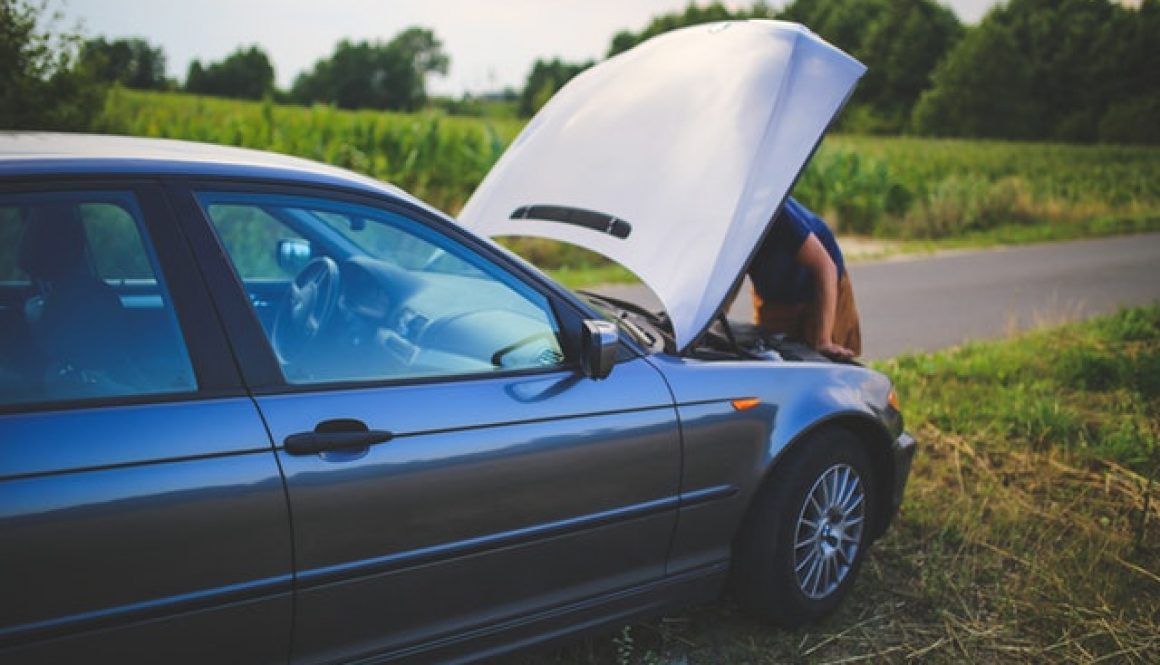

left=837, top=235, right=906, bottom=262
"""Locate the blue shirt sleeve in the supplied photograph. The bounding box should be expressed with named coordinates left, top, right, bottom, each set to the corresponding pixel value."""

left=777, top=197, right=813, bottom=253
left=747, top=197, right=845, bottom=305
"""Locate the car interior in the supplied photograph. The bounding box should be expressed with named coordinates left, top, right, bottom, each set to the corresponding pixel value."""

left=0, top=197, right=195, bottom=407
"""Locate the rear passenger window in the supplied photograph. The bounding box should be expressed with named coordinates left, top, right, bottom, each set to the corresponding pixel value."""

left=83, top=203, right=155, bottom=280
left=0, top=192, right=197, bottom=408
left=0, top=207, right=27, bottom=284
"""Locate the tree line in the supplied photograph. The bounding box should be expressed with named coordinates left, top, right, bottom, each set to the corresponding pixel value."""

left=81, top=28, right=448, bottom=112
left=3, top=0, right=1157, bottom=144
left=522, top=0, right=1159, bottom=144
left=1, top=0, right=450, bottom=125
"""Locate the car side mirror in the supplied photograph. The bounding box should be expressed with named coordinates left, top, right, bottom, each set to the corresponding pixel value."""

left=580, top=320, right=618, bottom=380
left=277, top=239, right=313, bottom=275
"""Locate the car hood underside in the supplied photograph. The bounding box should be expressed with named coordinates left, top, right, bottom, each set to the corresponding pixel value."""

left=459, top=20, right=865, bottom=352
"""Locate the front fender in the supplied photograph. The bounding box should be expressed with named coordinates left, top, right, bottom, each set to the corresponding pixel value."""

left=651, top=355, right=895, bottom=465
left=645, top=355, right=899, bottom=573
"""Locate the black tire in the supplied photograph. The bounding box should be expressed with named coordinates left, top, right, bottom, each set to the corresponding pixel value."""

left=731, top=427, right=876, bottom=625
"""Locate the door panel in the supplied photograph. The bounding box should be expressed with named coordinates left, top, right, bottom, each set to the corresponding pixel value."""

left=0, top=400, right=292, bottom=664
left=261, top=360, right=679, bottom=663
left=293, top=515, right=672, bottom=663
left=0, top=184, right=292, bottom=664
left=184, top=186, right=683, bottom=662
left=2, top=596, right=289, bottom=665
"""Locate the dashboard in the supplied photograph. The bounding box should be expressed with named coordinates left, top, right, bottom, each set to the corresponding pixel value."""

left=278, top=255, right=566, bottom=383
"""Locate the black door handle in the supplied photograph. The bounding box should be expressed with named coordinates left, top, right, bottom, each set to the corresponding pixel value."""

left=284, top=419, right=394, bottom=455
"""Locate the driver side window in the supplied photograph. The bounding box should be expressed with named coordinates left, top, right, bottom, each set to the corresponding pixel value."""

left=197, top=191, right=566, bottom=386
left=206, top=204, right=306, bottom=280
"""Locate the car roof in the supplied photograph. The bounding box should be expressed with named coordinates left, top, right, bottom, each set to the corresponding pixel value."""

left=0, top=131, right=436, bottom=212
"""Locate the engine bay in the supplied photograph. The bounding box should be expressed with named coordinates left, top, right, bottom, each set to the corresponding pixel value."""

left=579, top=291, right=838, bottom=364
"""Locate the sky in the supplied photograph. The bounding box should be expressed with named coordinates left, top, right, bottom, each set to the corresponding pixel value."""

left=55, top=0, right=1000, bottom=96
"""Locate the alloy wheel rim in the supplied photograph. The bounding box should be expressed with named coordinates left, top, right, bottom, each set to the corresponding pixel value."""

left=793, top=463, right=865, bottom=599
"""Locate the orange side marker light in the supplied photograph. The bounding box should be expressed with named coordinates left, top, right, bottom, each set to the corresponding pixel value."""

left=887, top=389, right=901, bottom=411
left=731, top=397, right=761, bottom=411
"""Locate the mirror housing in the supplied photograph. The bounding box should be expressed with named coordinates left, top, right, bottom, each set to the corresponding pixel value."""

left=276, top=239, right=313, bottom=275
left=580, top=319, right=619, bottom=380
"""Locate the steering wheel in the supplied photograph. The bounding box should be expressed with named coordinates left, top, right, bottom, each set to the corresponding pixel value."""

left=272, top=257, right=341, bottom=363
left=490, top=331, right=562, bottom=368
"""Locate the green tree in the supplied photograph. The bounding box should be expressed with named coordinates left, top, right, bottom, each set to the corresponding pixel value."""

left=0, top=0, right=104, bottom=130
left=291, top=27, right=448, bottom=111
left=80, top=37, right=168, bottom=90
left=1098, top=94, right=1160, bottom=145
left=854, top=0, right=962, bottom=130
left=779, top=0, right=887, bottom=57
left=600, top=1, right=959, bottom=133
left=186, top=45, right=275, bottom=100
left=911, top=21, right=1038, bottom=140
left=530, top=2, right=767, bottom=117
left=987, top=0, right=1119, bottom=142
left=913, top=0, right=1160, bottom=143
left=780, top=0, right=961, bottom=133
left=518, top=58, right=592, bottom=116
left=607, top=1, right=773, bottom=56
left=1085, top=0, right=1160, bottom=145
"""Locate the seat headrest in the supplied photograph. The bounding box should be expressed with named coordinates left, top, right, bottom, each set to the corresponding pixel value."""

left=17, top=204, right=88, bottom=281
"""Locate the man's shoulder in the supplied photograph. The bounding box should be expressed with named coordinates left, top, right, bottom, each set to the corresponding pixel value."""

left=785, top=197, right=828, bottom=231
left=777, top=197, right=814, bottom=242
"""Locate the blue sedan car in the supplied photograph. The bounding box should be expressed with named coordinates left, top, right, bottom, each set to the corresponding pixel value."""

left=1, top=21, right=914, bottom=665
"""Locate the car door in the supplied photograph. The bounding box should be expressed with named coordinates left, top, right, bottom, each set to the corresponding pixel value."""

left=0, top=183, right=292, bottom=664
left=177, top=183, right=681, bottom=663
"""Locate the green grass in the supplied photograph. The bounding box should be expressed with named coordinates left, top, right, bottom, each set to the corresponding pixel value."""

left=507, top=306, right=1160, bottom=664
left=546, top=263, right=639, bottom=290
left=880, top=305, right=1159, bottom=475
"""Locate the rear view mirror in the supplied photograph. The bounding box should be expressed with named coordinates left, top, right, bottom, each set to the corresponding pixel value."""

left=581, top=320, right=618, bottom=380
left=277, top=239, right=313, bottom=274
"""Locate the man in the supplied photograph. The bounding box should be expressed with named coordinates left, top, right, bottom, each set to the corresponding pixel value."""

left=747, top=197, right=862, bottom=359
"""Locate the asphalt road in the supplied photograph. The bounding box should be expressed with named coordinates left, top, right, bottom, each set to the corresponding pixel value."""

left=596, top=232, right=1160, bottom=360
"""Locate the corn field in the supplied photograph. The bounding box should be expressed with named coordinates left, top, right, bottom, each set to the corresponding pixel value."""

left=100, top=89, right=1160, bottom=257
left=99, top=89, right=523, bottom=213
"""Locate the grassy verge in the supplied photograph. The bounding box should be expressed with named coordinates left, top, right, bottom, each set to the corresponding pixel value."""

left=510, top=306, right=1160, bottom=664
left=546, top=263, right=639, bottom=290
left=835, top=214, right=1160, bottom=265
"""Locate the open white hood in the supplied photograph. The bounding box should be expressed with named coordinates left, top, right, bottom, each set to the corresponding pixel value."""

left=459, top=20, right=865, bottom=352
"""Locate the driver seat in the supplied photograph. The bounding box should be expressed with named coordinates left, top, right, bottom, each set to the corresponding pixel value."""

left=18, top=204, right=142, bottom=396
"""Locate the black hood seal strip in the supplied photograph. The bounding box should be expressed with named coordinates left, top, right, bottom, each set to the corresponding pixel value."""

left=511, top=204, right=631, bottom=239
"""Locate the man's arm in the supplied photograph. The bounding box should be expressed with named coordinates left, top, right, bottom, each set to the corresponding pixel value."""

left=796, top=233, right=854, bottom=359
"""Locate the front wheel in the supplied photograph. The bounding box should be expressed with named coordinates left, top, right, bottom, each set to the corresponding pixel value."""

left=732, top=427, right=876, bottom=625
